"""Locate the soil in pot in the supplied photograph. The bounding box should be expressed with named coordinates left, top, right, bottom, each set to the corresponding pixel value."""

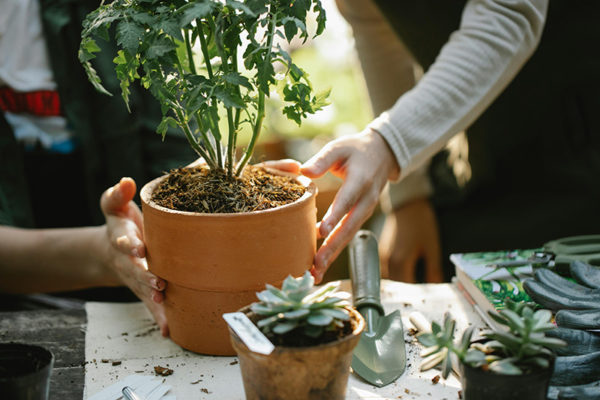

left=141, top=165, right=317, bottom=355
left=460, top=360, right=554, bottom=400
left=151, top=165, right=306, bottom=213
left=0, top=343, right=54, bottom=400
left=230, top=307, right=365, bottom=400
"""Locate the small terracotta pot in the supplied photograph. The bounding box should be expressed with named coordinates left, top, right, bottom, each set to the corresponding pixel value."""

left=230, top=307, right=365, bottom=400
left=141, top=172, right=317, bottom=355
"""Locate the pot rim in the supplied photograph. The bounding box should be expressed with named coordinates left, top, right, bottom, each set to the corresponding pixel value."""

left=140, top=167, right=317, bottom=218
left=231, top=306, right=366, bottom=355
left=0, top=343, right=54, bottom=381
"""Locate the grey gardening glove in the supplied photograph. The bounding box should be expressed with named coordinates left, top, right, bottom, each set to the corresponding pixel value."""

left=523, top=261, right=600, bottom=330
left=546, top=328, right=600, bottom=399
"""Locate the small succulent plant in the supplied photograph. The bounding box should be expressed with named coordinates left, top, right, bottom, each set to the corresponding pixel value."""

left=251, top=271, right=350, bottom=339
left=417, top=300, right=566, bottom=378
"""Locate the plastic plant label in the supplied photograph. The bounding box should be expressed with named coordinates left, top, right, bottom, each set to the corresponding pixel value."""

left=223, top=312, right=275, bottom=355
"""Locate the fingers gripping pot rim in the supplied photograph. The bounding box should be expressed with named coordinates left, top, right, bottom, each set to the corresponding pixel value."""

left=140, top=172, right=317, bottom=355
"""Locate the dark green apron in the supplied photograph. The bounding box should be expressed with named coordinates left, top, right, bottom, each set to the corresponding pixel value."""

left=374, top=1, right=600, bottom=278
left=0, top=0, right=195, bottom=227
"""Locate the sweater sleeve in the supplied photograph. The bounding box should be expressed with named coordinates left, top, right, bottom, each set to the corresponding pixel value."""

left=336, top=0, right=433, bottom=207
left=368, top=0, right=548, bottom=179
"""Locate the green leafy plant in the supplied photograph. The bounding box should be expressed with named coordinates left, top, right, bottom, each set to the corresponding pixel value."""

left=79, top=0, right=329, bottom=177
left=417, top=300, right=566, bottom=379
left=251, top=271, right=350, bottom=339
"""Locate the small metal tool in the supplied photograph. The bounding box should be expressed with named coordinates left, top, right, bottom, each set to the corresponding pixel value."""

left=122, top=386, right=144, bottom=400
left=349, top=230, right=406, bottom=387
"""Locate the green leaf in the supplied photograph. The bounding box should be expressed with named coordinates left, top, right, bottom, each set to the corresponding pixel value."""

left=116, top=20, right=144, bottom=54
left=180, top=2, right=215, bottom=27
left=528, top=336, right=567, bottom=349
left=488, top=359, right=522, bottom=375
left=464, top=348, right=487, bottom=367
left=226, top=0, right=256, bottom=17
left=417, top=333, right=437, bottom=348
left=283, top=309, right=310, bottom=320
left=223, top=72, right=252, bottom=89
left=459, top=326, right=475, bottom=353
left=146, top=36, right=177, bottom=59
left=531, top=309, right=552, bottom=330
left=498, top=309, right=526, bottom=334
left=272, top=321, right=298, bottom=334
left=307, top=311, right=333, bottom=326
left=318, top=308, right=350, bottom=321
left=441, top=350, right=454, bottom=379
left=156, top=116, right=179, bottom=138
left=303, top=325, right=323, bottom=338
left=484, top=331, right=522, bottom=350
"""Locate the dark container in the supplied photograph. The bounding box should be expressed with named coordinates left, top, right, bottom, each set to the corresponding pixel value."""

left=0, top=343, right=54, bottom=400
left=460, top=360, right=553, bottom=400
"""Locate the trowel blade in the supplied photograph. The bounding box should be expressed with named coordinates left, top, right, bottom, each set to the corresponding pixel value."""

left=351, top=309, right=406, bottom=387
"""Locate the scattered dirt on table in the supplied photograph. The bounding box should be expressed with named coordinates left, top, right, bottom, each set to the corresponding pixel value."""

left=191, top=379, right=202, bottom=384
left=135, top=326, right=159, bottom=337
left=229, top=360, right=238, bottom=366
left=432, top=375, right=440, bottom=384
left=112, top=361, right=121, bottom=366
left=154, top=365, right=173, bottom=376
left=407, top=328, right=418, bottom=336
left=201, top=388, right=211, bottom=394
left=152, top=165, right=306, bottom=213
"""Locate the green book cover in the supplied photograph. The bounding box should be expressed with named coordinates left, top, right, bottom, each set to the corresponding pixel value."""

left=451, top=249, right=540, bottom=329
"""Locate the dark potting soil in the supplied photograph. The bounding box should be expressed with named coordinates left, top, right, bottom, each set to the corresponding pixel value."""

left=152, top=165, right=306, bottom=213
left=265, top=318, right=357, bottom=348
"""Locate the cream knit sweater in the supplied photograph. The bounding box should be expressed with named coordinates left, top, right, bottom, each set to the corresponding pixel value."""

left=337, top=0, right=548, bottom=209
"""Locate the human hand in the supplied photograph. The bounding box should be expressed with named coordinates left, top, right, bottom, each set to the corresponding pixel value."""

left=301, top=129, right=400, bottom=282
left=379, top=198, right=443, bottom=283
left=100, top=178, right=168, bottom=336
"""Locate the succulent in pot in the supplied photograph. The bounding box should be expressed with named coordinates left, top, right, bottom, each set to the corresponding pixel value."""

left=79, top=0, right=329, bottom=355
left=229, top=271, right=365, bottom=400
left=417, top=300, right=566, bottom=400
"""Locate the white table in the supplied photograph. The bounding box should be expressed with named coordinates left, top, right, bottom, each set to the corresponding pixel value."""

left=84, top=280, right=486, bottom=399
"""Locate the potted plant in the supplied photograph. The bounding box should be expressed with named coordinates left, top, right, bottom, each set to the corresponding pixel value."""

left=79, top=0, right=329, bottom=355
left=0, top=343, right=54, bottom=400
left=228, top=271, right=364, bottom=400
left=417, top=300, right=566, bottom=400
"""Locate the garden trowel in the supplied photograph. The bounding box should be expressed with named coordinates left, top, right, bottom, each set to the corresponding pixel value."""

left=348, top=230, right=406, bottom=387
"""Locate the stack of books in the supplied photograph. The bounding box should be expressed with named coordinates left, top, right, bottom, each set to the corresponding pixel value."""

left=451, top=249, right=540, bottom=331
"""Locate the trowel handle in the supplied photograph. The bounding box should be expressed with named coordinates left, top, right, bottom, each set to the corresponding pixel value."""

left=349, top=230, right=385, bottom=314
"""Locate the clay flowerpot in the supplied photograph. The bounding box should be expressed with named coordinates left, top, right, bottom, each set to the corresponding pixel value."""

left=460, top=359, right=554, bottom=400
left=141, top=173, right=317, bottom=355
left=229, top=307, right=365, bottom=400
left=0, top=343, right=54, bottom=400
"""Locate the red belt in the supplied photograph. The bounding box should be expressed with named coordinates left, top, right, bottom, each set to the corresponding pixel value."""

left=0, top=86, right=62, bottom=117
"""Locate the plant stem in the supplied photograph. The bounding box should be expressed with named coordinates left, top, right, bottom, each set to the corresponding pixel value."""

left=197, top=19, right=223, bottom=170
left=174, top=106, right=216, bottom=169
left=184, top=28, right=196, bottom=74
left=235, top=12, right=277, bottom=176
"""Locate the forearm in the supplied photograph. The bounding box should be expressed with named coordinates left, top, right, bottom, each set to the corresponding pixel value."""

left=0, top=225, right=118, bottom=293
left=369, top=0, right=548, bottom=178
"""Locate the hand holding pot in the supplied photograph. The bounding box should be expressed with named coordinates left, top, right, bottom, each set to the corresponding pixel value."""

left=100, top=178, right=168, bottom=336
left=300, top=129, right=400, bottom=282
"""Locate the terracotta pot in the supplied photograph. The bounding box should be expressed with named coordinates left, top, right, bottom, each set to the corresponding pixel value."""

left=141, top=172, right=317, bottom=355
left=230, top=307, right=365, bottom=400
